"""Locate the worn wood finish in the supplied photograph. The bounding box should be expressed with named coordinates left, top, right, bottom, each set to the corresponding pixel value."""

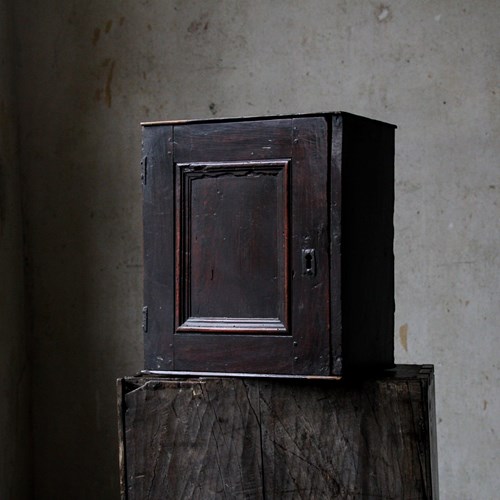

left=142, top=112, right=396, bottom=375
left=119, top=378, right=263, bottom=499
left=176, top=160, right=290, bottom=333
left=291, top=117, right=330, bottom=375
left=169, top=120, right=295, bottom=372
left=174, top=334, right=293, bottom=373
left=118, top=365, right=438, bottom=499
left=142, top=125, right=174, bottom=371
left=260, top=368, right=436, bottom=498
left=174, top=119, right=292, bottom=162
left=330, top=115, right=344, bottom=374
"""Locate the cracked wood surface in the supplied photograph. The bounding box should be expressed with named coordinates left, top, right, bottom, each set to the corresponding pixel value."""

left=118, top=365, right=438, bottom=499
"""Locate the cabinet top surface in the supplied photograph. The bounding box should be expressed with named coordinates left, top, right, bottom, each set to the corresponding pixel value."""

left=141, top=111, right=397, bottom=128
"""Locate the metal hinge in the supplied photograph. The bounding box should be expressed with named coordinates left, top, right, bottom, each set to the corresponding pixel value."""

left=142, top=306, right=148, bottom=333
left=140, top=156, right=148, bottom=185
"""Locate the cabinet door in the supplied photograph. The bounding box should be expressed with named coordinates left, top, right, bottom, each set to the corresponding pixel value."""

left=144, top=117, right=330, bottom=375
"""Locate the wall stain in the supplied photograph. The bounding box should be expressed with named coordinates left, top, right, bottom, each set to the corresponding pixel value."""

left=399, top=323, right=408, bottom=352
left=93, top=16, right=124, bottom=45
left=105, top=61, right=116, bottom=108
left=376, top=5, right=392, bottom=22
left=187, top=13, right=209, bottom=34
left=92, top=27, right=101, bottom=46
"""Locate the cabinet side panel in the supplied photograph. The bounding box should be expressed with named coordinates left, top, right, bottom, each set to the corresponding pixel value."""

left=143, top=125, right=174, bottom=370
left=330, top=115, right=343, bottom=375
left=341, top=115, right=395, bottom=369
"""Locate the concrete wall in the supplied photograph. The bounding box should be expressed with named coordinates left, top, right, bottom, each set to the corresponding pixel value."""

left=0, top=0, right=30, bottom=498
left=12, top=0, right=499, bottom=498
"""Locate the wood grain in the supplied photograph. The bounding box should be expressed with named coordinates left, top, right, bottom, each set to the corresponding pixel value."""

left=174, top=119, right=292, bottom=162
left=142, top=125, right=175, bottom=371
left=291, top=117, right=330, bottom=375
left=176, top=160, right=290, bottom=332
left=119, top=365, right=438, bottom=499
left=121, top=378, right=263, bottom=499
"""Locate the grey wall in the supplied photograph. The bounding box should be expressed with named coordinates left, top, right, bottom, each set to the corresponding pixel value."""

left=9, top=0, right=500, bottom=498
left=0, top=0, right=30, bottom=498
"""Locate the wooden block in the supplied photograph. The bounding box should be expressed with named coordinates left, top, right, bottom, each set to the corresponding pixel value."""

left=118, top=365, right=438, bottom=499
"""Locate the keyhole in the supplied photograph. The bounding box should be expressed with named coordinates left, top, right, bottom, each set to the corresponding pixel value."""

left=302, top=249, right=316, bottom=276
left=305, top=253, right=312, bottom=271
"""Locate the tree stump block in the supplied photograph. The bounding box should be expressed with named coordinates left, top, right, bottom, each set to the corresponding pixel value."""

left=117, top=365, right=438, bottom=499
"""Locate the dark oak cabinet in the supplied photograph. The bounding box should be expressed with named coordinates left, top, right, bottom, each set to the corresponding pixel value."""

left=142, top=112, right=395, bottom=376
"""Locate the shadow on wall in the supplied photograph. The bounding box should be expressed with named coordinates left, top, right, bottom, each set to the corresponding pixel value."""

left=16, top=1, right=235, bottom=498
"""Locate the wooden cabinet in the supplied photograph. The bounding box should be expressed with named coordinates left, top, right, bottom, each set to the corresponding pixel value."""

left=142, top=112, right=395, bottom=376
